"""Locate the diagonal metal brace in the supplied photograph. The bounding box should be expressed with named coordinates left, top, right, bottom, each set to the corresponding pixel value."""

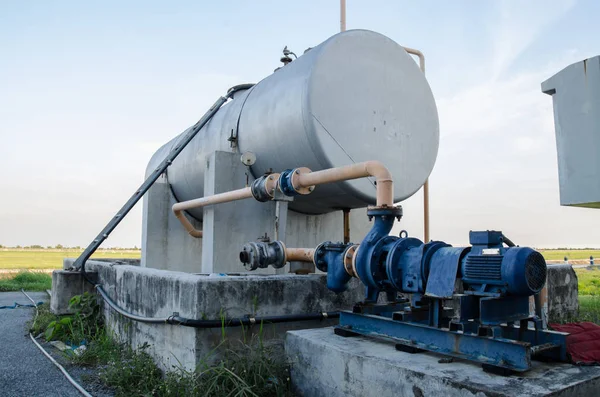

left=73, top=84, right=254, bottom=283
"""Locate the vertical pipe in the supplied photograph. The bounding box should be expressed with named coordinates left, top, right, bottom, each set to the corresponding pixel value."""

left=340, top=0, right=346, bottom=32
left=402, top=46, right=429, bottom=243
left=343, top=209, right=351, bottom=243
left=423, top=180, right=430, bottom=242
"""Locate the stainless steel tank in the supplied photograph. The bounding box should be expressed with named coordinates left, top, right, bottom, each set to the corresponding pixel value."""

left=147, top=29, right=439, bottom=219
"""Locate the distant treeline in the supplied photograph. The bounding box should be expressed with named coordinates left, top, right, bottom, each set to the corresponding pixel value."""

left=538, top=247, right=600, bottom=251
left=0, top=245, right=140, bottom=250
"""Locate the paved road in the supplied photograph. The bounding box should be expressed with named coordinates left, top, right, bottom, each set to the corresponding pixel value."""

left=0, top=291, right=81, bottom=397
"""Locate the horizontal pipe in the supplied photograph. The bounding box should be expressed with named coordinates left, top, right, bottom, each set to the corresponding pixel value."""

left=286, top=248, right=315, bottom=263
left=172, top=187, right=253, bottom=238
left=173, top=187, right=253, bottom=212
left=97, top=284, right=338, bottom=328
left=295, top=161, right=394, bottom=207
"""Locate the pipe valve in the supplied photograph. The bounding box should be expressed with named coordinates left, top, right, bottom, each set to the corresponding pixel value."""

left=239, top=241, right=286, bottom=271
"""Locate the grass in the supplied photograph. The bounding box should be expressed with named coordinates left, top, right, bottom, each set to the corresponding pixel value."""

left=31, top=293, right=292, bottom=397
left=0, top=249, right=140, bottom=270
left=539, top=249, right=600, bottom=261
left=575, top=267, right=600, bottom=296
left=0, top=271, right=52, bottom=291
left=577, top=296, right=600, bottom=324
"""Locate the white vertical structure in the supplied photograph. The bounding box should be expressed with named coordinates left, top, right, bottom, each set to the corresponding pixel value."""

left=543, top=56, right=600, bottom=208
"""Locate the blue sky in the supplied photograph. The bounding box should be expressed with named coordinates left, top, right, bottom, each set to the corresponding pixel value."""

left=1, top=1, right=599, bottom=248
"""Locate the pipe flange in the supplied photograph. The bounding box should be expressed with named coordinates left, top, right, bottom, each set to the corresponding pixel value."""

left=352, top=246, right=360, bottom=281
left=343, top=244, right=359, bottom=278
left=366, top=206, right=403, bottom=221
left=314, top=242, right=328, bottom=272
left=290, top=167, right=314, bottom=195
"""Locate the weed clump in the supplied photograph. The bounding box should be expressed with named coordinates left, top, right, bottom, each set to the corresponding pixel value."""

left=0, top=271, right=51, bottom=292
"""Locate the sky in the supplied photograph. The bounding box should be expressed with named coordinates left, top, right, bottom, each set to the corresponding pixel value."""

left=0, top=0, right=599, bottom=249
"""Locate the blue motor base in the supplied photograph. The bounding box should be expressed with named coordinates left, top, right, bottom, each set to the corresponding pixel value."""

left=335, top=308, right=568, bottom=372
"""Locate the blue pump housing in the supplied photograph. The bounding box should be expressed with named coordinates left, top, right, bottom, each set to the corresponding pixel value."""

left=318, top=208, right=547, bottom=302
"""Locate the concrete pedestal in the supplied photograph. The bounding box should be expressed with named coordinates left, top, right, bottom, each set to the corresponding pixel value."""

left=285, top=328, right=600, bottom=397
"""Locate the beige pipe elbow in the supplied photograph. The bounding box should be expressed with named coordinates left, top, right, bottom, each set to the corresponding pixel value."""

left=294, top=161, right=394, bottom=207
left=174, top=210, right=203, bottom=238
left=402, top=46, right=425, bottom=73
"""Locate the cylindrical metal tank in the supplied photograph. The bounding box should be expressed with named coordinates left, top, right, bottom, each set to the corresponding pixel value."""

left=147, top=29, right=439, bottom=219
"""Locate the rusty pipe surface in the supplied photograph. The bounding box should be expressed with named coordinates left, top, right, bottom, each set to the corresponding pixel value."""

left=286, top=248, right=315, bottom=263
left=403, top=46, right=429, bottom=242
left=174, top=211, right=204, bottom=238
left=343, top=209, right=350, bottom=244
left=294, top=161, right=394, bottom=207
left=173, top=187, right=253, bottom=238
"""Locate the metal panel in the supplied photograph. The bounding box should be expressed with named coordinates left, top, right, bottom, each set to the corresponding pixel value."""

left=425, top=247, right=466, bottom=298
left=480, top=296, right=530, bottom=325
left=542, top=56, right=600, bottom=208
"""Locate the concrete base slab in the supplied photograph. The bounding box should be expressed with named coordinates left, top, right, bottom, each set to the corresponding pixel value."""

left=285, top=327, right=600, bottom=397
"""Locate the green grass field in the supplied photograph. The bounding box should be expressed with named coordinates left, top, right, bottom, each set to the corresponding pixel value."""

left=0, top=271, right=52, bottom=292
left=0, top=249, right=140, bottom=270
left=539, top=249, right=600, bottom=261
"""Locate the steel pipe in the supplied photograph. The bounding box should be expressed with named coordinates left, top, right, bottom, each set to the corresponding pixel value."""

left=403, top=46, right=429, bottom=242
left=286, top=248, right=315, bottom=263
left=172, top=187, right=253, bottom=238
left=340, top=0, right=346, bottom=32
left=294, top=161, right=394, bottom=207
